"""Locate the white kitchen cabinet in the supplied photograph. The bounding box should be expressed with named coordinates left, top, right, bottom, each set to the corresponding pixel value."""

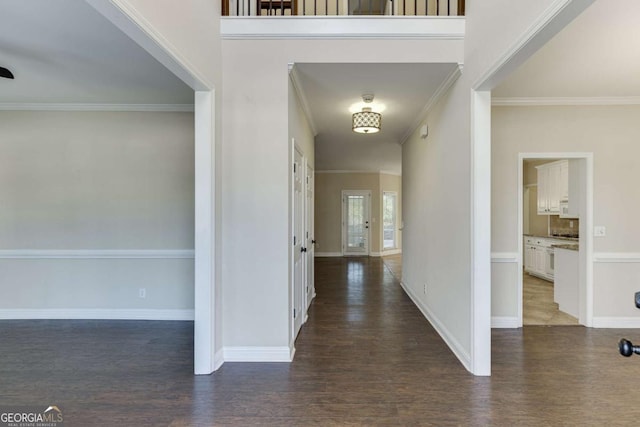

left=524, top=240, right=549, bottom=279
left=560, top=159, right=581, bottom=219
left=524, top=236, right=575, bottom=281
left=536, top=160, right=566, bottom=215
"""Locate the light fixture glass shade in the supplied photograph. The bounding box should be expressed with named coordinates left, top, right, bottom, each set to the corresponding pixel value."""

left=352, top=108, right=381, bottom=134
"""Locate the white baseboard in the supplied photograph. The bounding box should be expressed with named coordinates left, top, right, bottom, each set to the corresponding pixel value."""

left=400, top=281, right=471, bottom=372
left=370, top=252, right=381, bottom=257
left=314, top=252, right=342, bottom=257
left=0, top=308, right=194, bottom=321
left=491, top=316, right=519, bottom=328
left=223, top=345, right=294, bottom=362
left=214, top=348, right=225, bottom=371
left=592, top=317, right=640, bottom=328
left=381, top=248, right=402, bottom=256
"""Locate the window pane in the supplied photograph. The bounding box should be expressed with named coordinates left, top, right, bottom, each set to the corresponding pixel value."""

left=383, top=192, right=396, bottom=249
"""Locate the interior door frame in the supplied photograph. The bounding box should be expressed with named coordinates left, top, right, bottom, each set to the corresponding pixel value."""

left=517, top=152, right=594, bottom=327
left=341, top=190, right=371, bottom=256
left=291, top=142, right=305, bottom=341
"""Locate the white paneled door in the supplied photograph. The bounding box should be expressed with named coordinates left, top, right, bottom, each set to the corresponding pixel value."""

left=342, top=190, right=371, bottom=256
left=305, top=164, right=315, bottom=309
left=293, top=146, right=304, bottom=339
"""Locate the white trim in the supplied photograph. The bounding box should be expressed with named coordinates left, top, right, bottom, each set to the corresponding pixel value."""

left=592, top=318, right=640, bottom=328
left=492, top=97, right=640, bottom=107
left=315, top=170, right=401, bottom=176
left=0, top=103, right=194, bottom=112
left=470, top=90, right=492, bottom=376
left=401, top=281, right=471, bottom=371
left=491, top=252, right=519, bottom=263
left=473, top=0, right=595, bottom=91
left=0, top=249, right=194, bottom=259
left=221, top=16, right=465, bottom=40
left=86, top=0, right=212, bottom=90
left=213, top=349, right=225, bottom=371
left=593, top=253, right=640, bottom=263
left=400, top=64, right=463, bottom=145
left=382, top=248, right=402, bottom=256
left=314, top=252, right=343, bottom=257
left=288, top=65, right=318, bottom=136
left=0, top=309, right=194, bottom=321
left=194, top=91, right=216, bottom=375
left=223, top=346, right=294, bottom=362
left=370, top=252, right=382, bottom=257
left=491, top=317, right=519, bottom=328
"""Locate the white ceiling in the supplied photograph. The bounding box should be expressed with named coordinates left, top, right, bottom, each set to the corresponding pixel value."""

left=294, top=63, right=459, bottom=174
left=0, top=0, right=193, bottom=105
left=494, top=0, right=640, bottom=98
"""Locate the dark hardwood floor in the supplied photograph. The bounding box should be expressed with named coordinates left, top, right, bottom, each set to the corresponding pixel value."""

left=1, top=257, right=639, bottom=425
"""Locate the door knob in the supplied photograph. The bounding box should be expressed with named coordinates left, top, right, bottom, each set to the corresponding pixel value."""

left=311, top=240, right=316, bottom=244
left=301, top=247, right=307, bottom=253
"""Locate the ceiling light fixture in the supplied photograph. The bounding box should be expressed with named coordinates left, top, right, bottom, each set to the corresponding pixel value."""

left=352, top=94, right=381, bottom=134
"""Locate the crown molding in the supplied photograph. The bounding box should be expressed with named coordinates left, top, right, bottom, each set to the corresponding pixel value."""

left=492, top=96, right=640, bottom=107
left=288, top=64, right=318, bottom=136
left=221, top=16, right=465, bottom=40
left=0, top=103, right=194, bottom=112
left=400, top=63, right=463, bottom=145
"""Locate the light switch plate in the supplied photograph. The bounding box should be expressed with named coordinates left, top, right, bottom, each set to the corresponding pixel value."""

left=594, top=226, right=606, bottom=237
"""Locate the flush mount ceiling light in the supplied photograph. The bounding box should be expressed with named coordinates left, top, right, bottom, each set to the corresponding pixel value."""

left=352, top=94, right=381, bottom=134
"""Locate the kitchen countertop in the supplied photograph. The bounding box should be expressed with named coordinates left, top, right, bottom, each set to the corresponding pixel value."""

left=552, top=244, right=579, bottom=251
left=524, top=233, right=579, bottom=242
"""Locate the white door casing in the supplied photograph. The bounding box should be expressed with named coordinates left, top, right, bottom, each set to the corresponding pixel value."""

left=342, top=190, right=371, bottom=256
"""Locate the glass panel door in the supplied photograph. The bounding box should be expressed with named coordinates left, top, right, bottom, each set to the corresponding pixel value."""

left=343, top=191, right=370, bottom=255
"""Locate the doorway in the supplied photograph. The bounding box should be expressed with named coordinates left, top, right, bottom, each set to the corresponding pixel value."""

left=518, top=153, right=594, bottom=327
left=342, top=190, right=371, bottom=256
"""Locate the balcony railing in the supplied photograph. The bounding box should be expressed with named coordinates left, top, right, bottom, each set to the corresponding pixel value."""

left=223, top=0, right=464, bottom=17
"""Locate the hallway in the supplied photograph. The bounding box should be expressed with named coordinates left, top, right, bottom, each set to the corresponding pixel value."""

left=1, top=257, right=640, bottom=425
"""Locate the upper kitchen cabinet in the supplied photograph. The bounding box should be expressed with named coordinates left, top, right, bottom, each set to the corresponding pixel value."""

left=537, top=161, right=563, bottom=215
left=536, top=160, right=580, bottom=217
left=563, top=159, right=581, bottom=218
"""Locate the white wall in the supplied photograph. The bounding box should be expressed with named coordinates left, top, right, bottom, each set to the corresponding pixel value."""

left=402, top=73, right=473, bottom=366
left=492, top=105, right=640, bottom=323
left=221, top=37, right=463, bottom=354
left=401, top=0, right=594, bottom=372
left=0, top=111, right=195, bottom=316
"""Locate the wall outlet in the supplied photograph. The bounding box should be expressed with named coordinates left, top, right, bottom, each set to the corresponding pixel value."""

left=139, top=288, right=146, bottom=298
left=594, top=226, right=606, bottom=237
left=424, top=283, right=427, bottom=294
